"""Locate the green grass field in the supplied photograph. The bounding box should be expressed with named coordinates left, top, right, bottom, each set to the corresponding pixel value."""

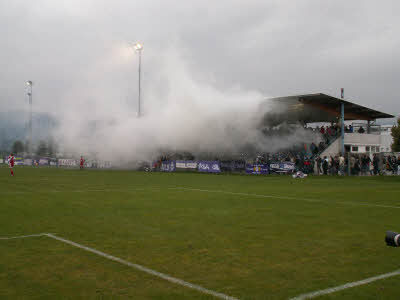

left=0, top=167, right=399, bottom=299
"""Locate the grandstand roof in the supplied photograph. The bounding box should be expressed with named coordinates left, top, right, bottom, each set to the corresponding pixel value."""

left=266, top=93, right=394, bottom=123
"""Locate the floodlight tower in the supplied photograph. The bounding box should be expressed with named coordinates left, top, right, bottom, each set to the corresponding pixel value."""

left=134, top=42, right=143, bottom=117
left=27, top=81, right=33, bottom=156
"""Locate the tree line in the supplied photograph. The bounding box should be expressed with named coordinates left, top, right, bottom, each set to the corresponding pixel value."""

left=9, top=139, right=58, bottom=157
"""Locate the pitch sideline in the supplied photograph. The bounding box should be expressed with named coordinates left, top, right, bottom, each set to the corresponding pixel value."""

left=0, top=233, right=238, bottom=300
left=289, top=269, right=400, bottom=299
left=170, top=187, right=400, bottom=210
left=2, top=233, right=400, bottom=298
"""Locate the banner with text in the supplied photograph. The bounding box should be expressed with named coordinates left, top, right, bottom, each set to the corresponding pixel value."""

left=4, top=157, right=24, bottom=165
left=245, top=164, right=269, bottom=174
left=220, top=161, right=246, bottom=171
left=176, top=161, right=198, bottom=169
left=197, top=161, right=221, bottom=173
left=269, top=162, right=295, bottom=173
left=58, top=158, right=77, bottom=166
left=15, top=157, right=24, bottom=165
left=39, top=158, right=49, bottom=166
left=161, top=161, right=176, bottom=172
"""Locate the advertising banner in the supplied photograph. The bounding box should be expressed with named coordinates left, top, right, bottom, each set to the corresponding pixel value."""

left=269, top=162, right=295, bottom=173
left=176, top=161, right=198, bottom=169
left=58, top=158, right=77, bottom=166
left=220, top=161, right=246, bottom=171
left=49, top=159, right=57, bottom=166
left=197, top=161, right=221, bottom=173
left=161, top=161, right=176, bottom=172
left=245, top=164, right=269, bottom=174
left=39, top=158, right=49, bottom=166
left=15, top=157, right=24, bottom=165
left=24, top=159, right=33, bottom=166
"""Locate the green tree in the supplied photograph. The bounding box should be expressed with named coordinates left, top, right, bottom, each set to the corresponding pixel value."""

left=36, top=140, right=48, bottom=156
left=391, top=118, right=400, bottom=152
left=47, top=138, right=57, bottom=157
left=12, top=140, right=24, bottom=154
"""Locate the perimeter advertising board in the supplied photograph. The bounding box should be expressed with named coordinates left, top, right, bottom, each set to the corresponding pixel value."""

left=161, top=161, right=176, bottom=172
left=269, top=162, right=295, bottom=173
left=14, top=157, right=24, bottom=165
left=175, top=161, right=198, bottom=169
left=245, top=164, right=269, bottom=174
left=197, top=161, right=221, bottom=173
left=39, top=158, right=49, bottom=166
left=58, top=158, right=77, bottom=166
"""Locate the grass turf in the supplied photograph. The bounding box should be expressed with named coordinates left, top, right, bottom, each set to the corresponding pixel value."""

left=0, top=167, right=399, bottom=299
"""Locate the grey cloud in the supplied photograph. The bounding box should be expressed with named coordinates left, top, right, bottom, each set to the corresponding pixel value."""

left=0, top=0, right=399, bottom=161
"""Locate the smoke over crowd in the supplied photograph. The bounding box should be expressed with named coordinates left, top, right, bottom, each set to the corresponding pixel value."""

left=9, top=1, right=391, bottom=163
left=49, top=45, right=318, bottom=165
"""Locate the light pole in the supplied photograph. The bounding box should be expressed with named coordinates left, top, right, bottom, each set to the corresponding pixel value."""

left=27, top=81, right=33, bottom=156
left=134, top=42, right=143, bottom=117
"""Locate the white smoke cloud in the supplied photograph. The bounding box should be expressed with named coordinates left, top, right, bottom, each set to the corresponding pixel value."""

left=51, top=44, right=318, bottom=164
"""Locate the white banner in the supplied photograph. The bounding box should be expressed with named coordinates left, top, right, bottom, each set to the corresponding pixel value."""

left=176, top=161, right=198, bottom=169
left=58, top=158, right=77, bottom=166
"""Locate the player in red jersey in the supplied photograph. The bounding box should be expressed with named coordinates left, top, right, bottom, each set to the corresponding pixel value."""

left=8, top=153, right=15, bottom=176
left=80, top=156, right=85, bottom=170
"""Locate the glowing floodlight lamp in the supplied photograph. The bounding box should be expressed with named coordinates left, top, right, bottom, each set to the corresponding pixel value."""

left=134, top=43, right=143, bottom=51
left=26, top=80, right=34, bottom=157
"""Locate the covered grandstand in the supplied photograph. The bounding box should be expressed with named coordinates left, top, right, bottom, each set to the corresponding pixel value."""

left=261, top=93, right=394, bottom=156
left=262, top=93, right=394, bottom=125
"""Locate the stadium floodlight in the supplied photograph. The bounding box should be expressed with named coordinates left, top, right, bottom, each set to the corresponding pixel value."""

left=26, top=81, right=33, bottom=158
left=134, top=43, right=143, bottom=51
left=133, top=42, right=143, bottom=117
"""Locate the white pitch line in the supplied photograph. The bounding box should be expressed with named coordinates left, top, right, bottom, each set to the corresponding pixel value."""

left=0, top=233, right=46, bottom=240
left=289, top=269, right=400, bottom=299
left=44, top=234, right=238, bottom=300
left=0, top=187, right=160, bottom=194
left=170, top=187, right=400, bottom=210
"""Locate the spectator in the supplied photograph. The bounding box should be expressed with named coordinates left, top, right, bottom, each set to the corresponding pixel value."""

left=329, top=156, right=336, bottom=175
left=316, top=156, right=322, bottom=175
left=350, top=155, right=356, bottom=175
left=354, top=157, right=361, bottom=175
left=310, top=142, right=319, bottom=156
left=397, top=156, right=400, bottom=175
left=358, top=126, right=365, bottom=133
left=327, top=126, right=332, bottom=136
left=331, top=126, right=337, bottom=136
left=322, top=156, right=328, bottom=175
left=372, top=154, right=380, bottom=175
left=339, top=154, right=345, bottom=175
left=361, top=155, right=370, bottom=176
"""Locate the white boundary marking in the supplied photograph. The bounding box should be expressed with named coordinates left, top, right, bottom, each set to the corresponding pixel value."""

left=0, top=187, right=160, bottom=194
left=2, top=233, right=400, bottom=299
left=290, top=269, right=400, bottom=299
left=0, top=233, right=46, bottom=240
left=0, top=233, right=238, bottom=300
left=170, top=187, right=400, bottom=210
left=5, top=186, right=399, bottom=210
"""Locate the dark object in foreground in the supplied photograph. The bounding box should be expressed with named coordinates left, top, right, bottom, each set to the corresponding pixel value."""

left=385, top=231, right=400, bottom=247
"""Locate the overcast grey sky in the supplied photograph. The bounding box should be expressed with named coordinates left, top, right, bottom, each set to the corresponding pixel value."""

left=1, top=0, right=399, bottom=117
